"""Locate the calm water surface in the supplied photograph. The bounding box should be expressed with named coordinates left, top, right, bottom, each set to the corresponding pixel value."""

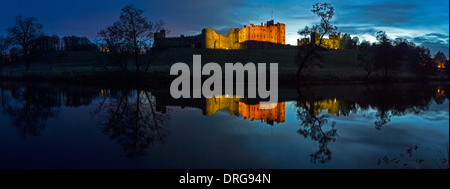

left=0, top=82, right=448, bottom=168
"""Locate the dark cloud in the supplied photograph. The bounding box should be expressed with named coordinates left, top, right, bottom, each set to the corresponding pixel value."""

left=342, top=3, right=417, bottom=25
left=411, top=33, right=449, bottom=45
left=425, top=33, right=449, bottom=39
left=289, top=15, right=315, bottom=20
left=338, top=25, right=378, bottom=36
left=420, top=42, right=449, bottom=57
left=404, top=32, right=449, bottom=56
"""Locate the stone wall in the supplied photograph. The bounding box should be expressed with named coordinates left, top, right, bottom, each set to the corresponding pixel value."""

left=205, top=95, right=241, bottom=116
left=204, top=28, right=241, bottom=49
left=154, top=32, right=205, bottom=48
left=239, top=101, right=285, bottom=125
left=241, top=40, right=296, bottom=50
left=153, top=20, right=288, bottom=50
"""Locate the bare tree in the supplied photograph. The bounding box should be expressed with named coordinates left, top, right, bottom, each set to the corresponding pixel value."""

left=98, top=5, right=164, bottom=74
left=120, top=5, right=151, bottom=74
left=7, top=16, right=43, bottom=71
left=0, top=36, right=9, bottom=56
left=296, top=3, right=338, bottom=77
left=357, top=44, right=376, bottom=79
left=0, top=36, right=10, bottom=70
left=98, top=22, right=130, bottom=71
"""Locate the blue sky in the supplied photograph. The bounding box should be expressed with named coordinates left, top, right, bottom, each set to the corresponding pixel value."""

left=0, top=0, right=448, bottom=56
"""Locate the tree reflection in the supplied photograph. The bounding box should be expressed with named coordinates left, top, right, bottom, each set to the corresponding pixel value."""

left=374, top=111, right=391, bottom=130
left=342, top=83, right=446, bottom=130
left=0, top=83, right=103, bottom=138
left=377, top=144, right=449, bottom=169
left=2, top=84, right=61, bottom=138
left=92, top=89, right=170, bottom=159
left=296, top=88, right=338, bottom=164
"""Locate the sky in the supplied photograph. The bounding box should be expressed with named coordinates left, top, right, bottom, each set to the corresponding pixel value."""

left=0, top=0, right=448, bottom=56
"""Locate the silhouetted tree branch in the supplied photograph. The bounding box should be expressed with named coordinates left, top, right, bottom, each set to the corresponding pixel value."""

left=98, top=5, right=165, bottom=75
left=295, top=3, right=338, bottom=77
left=296, top=88, right=338, bottom=163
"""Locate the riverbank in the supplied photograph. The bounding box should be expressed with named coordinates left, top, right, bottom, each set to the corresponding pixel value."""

left=0, top=49, right=448, bottom=86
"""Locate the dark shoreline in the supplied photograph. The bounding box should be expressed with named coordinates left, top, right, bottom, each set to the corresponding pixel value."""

left=1, top=70, right=448, bottom=89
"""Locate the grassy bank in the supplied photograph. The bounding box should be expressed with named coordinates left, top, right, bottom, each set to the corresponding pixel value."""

left=0, top=48, right=448, bottom=86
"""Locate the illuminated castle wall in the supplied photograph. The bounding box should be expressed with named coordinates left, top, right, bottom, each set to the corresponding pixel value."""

left=154, top=20, right=286, bottom=50
left=239, top=20, right=285, bottom=45
left=205, top=95, right=285, bottom=125
left=297, top=32, right=341, bottom=49
left=239, top=102, right=285, bottom=125
left=205, top=95, right=241, bottom=116
left=204, top=28, right=242, bottom=50
left=304, top=99, right=341, bottom=116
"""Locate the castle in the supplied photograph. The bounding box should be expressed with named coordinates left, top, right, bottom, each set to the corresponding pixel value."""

left=154, top=20, right=287, bottom=50
left=297, top=32, right=341, bottom=49
left=238, top=20, right=285, bottom=45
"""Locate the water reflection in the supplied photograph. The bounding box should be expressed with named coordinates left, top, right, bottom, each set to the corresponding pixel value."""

left=0, top=84, right=103, bottom=138
left=296, top=89, right=338, bottom=164
left=91, top=89, right=170, bottom=159
left=0, top=82, right=448, bottom=167
left=206, top=95, right=285, bottom=125
left=12, top=88, right=58, bottom=136
left=377, top=145, right=449, bottom=169
left=1, top=84, right=61, bottom=137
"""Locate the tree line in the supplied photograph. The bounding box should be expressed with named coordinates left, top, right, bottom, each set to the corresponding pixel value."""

left=0, top=5, right=164, bottom=74
left=356, top=31, right=448, bottom=79
left=0, top=16, right=97, bottom=70
left=296, top=3, right=449, bottom=80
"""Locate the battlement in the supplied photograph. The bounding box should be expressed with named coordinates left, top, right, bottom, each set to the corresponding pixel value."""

left=153, top=20, right=286, bottom=49
left=154, top=30, right=205, bottom=48
left=163, top=34, right=201, bottom=39
left=239, top=20, right=285, bottom=45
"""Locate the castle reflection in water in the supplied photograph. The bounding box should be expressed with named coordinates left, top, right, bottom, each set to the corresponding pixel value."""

left=303, top=98, right=341, bottom=117
left=1, top=82, right=447, bottom=163
left=205, top=95, right=342, bottom=125
left=205, top=95, right=286, bottom=125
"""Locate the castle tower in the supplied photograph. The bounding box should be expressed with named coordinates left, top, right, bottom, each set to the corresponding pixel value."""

left=238, top=20, right=285, bottom=44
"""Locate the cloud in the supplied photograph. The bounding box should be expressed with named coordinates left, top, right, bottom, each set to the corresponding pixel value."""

left=0, top=0, right=447, bottom=52
left=363, top=3, right=415, bottom=24
left=289, top=15, right=315, bottom=20
left=420, top=42, right=449, bottom=57
left=411, top=33, right=448, bottom=44
left=407, top=33, right=449, bottom=56
left=342, top=2, right=417, bottom=25
left=338, top=25, right=378, bottom=36
left=425, top=33, right=449, bottom=39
